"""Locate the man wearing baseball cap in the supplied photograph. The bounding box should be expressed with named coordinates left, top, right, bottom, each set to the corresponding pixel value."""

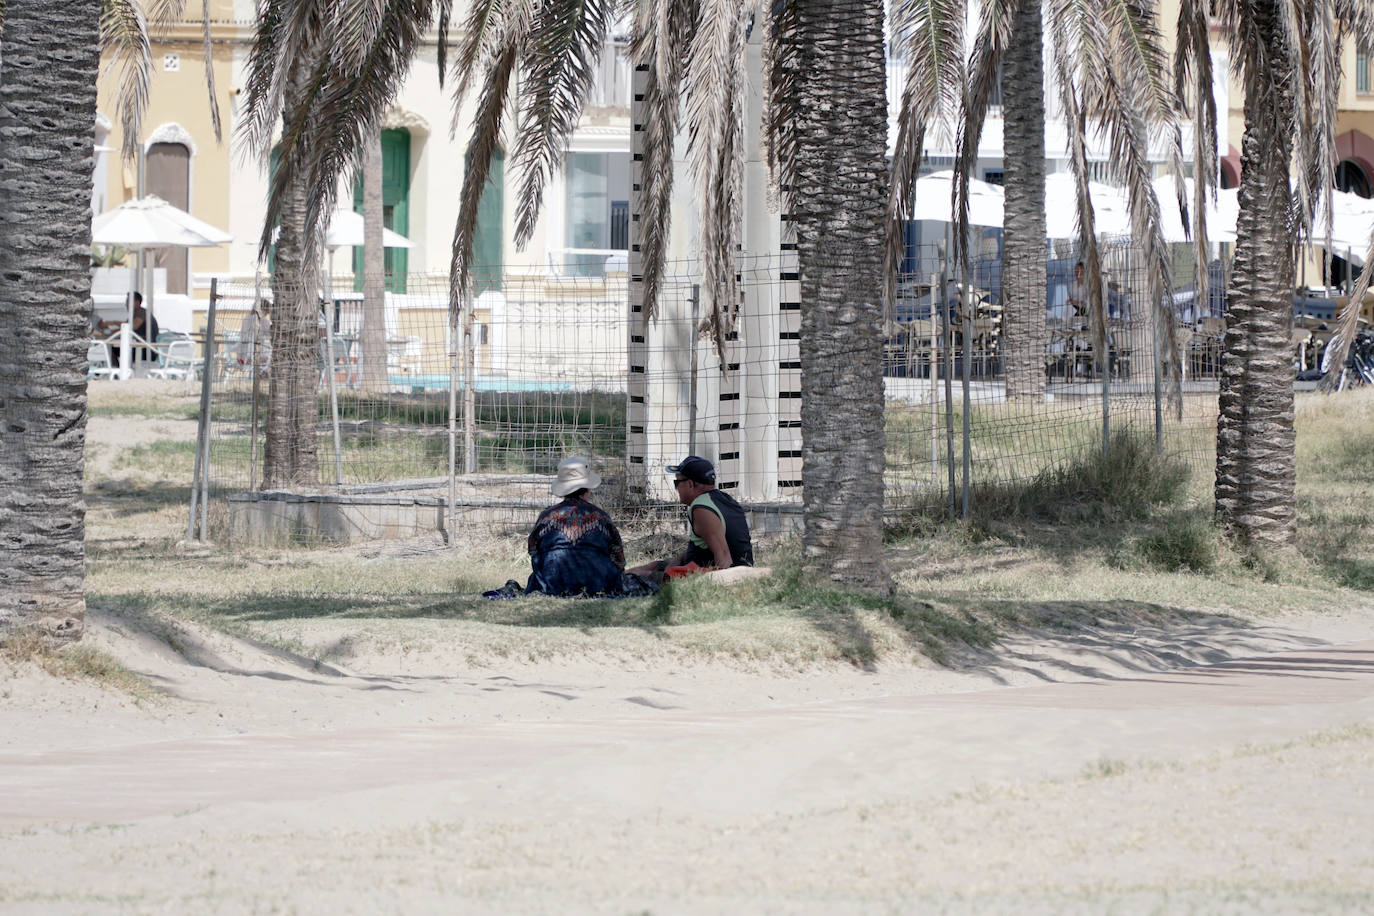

left=631, top=455, right=753, bottom=580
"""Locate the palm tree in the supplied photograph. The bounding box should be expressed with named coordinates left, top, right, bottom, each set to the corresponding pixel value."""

left=262, top=41, right=325, bottom=488
left=1174, top=0, right=1374, bottom=546
left=0, top=0, right=221, bottom=638
left=0, top=0, right=103, bottom=638
left=244, top=0, right=895, bottom=590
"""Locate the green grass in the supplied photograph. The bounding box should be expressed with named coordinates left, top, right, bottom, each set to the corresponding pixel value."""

left=203, top=388, right=627, bottom=485
left=72, top=386, right=1374, bottom=674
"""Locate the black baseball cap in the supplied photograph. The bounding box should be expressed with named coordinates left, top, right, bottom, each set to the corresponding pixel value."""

left=667, top=455, right=715, bottom=485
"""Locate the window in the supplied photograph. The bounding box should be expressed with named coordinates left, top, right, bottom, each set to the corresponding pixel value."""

left=563, top=151, right=629, bottom=276
left=1359, top=46, right=1372, bottom=94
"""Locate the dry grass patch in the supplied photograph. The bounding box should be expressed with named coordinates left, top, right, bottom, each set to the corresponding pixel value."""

left=0, top=627, right=153, bottom=699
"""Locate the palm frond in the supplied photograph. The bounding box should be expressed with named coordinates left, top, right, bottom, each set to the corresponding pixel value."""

left=887, top=0, right=966, bottom=306
left=681, top=0, right=749, bottom=356
left=955, top=0, right=1016, bottom=266
left=437, top=3, right=451, bottom=88
left=198, top=0, right=222, bottom=142
left=763, top=0, right=802, bottom=214
left=327, top=0, right=386, bottom=75
left=1051, top=36, right=1110, bottom=362
left=141, top=0, right=186, bottom=33
left=630, top=0, right=696, bottom=319
left=238, top=0, right=322, bottom=169
left=451, top=41, right=519, bottom=303
left=99, top=0, right=152, bottom=160
left=510, top=0, right=619, bottom=249
left=1175, top=0, right=1215, bottom=323
left=452, top=0, right=510, bottom=102
left=1281, top=0, right=1339, bottom=240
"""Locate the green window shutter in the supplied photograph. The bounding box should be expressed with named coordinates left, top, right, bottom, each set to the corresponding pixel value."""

left=470, top=149, right=505, bottom=296
left=352, top=129, right=411, bottom=293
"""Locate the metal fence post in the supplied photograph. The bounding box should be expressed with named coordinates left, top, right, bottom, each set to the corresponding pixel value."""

left=249, top=272, right=262, bottom=491
left=1101, top=274, right=1111, bottom=461
left=447, top=301, right=459, bottom=545
left=322, top=274, right=345, bottom=486
left=961, top=280, right=971, bottom=520
left=1152, top=303, right=1164, bottom=454
left=941, top=253, right=956, bottom=519
left=688, top=284, right=700, bottom=457
left=462, top=288, right=476, bottom=475
left=188, top=278, right=219, bottom=542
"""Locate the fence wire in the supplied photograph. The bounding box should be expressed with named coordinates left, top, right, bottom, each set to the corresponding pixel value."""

left=190, top=248, right=1218, bottom=546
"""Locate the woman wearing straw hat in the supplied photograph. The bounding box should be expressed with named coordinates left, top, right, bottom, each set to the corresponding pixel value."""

left=485, top=457, right=657, bottom=599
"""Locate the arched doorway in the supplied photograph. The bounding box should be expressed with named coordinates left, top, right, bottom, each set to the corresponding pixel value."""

left=146, top=141, right=192, bottom=294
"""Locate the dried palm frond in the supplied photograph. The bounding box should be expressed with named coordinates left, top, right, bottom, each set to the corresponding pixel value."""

left=954, top=0, right=1016, bottom=267
left=763, top=0, right=802, bottom=214
left=1051, top=36, right=1109, bottom=364
left=451, top=41, right=519, bottom=304
left=1174, top=0, right=1213, bottom=320
left=511, top=0, right=620, bottom=249
left=886, top=0, right=965, bottom=307
left=451, top=0, right=511, bottom=104
left=100, top=0, right=152, bottom=160
left=1280, top=0, right=1339, bottom=240
left=682, top=0, right=748, bottom=356
left=630, top=0, right=697, bottom=319
left=196, top=0, right=222, bottom=142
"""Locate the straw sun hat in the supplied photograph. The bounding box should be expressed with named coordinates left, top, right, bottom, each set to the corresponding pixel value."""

left=551, top=456, right=602, bottom=497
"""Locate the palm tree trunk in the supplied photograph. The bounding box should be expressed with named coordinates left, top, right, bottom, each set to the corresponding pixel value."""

left=792, top=0, right=891, bottom=591
left=1215, top=0, right=1296, bottom=545
left=360, top=130, right=388, bottom=389
left=263, top=54, right=322, bottom=488
left=999, top=0, right=1048, bottom=402
left=0, top=0, right=101, bottom=637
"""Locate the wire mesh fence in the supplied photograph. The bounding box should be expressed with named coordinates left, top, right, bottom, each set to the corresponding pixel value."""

left=188, top=247, right=1219, bottom=547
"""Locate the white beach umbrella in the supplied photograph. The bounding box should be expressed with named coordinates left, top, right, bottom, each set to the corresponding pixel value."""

left=1152, top=176, right=1239, bottom=245
left=324, top=208, right=414, bottom=250
left=911, top=170, right=1004, bottom=228
left=1309, top=188, right=1374, bottom=265
left=91, top=195, right=231, bottom=378
left=92, top=194, right=233, bottom=249
left=1044, top=173, right=1133, bottom=240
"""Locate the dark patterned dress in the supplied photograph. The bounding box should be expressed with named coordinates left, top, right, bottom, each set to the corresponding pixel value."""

left=483, top=496, right=657, bottom=599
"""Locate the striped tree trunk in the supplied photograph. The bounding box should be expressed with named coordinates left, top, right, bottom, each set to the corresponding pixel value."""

left=360, top=130, right=388, bottom=390
left=1000, top=0, right=1048, bottom=402
left=792, top=0, right=892, bottom=591
left=1215, top=0, right=1296, bottom=545
left=0, top=0, right=102, bottom=636
left=263, top=53, right=323, bottom=488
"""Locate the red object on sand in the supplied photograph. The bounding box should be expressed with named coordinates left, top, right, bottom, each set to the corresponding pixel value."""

left=664, top=561, right=707, bottom=580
